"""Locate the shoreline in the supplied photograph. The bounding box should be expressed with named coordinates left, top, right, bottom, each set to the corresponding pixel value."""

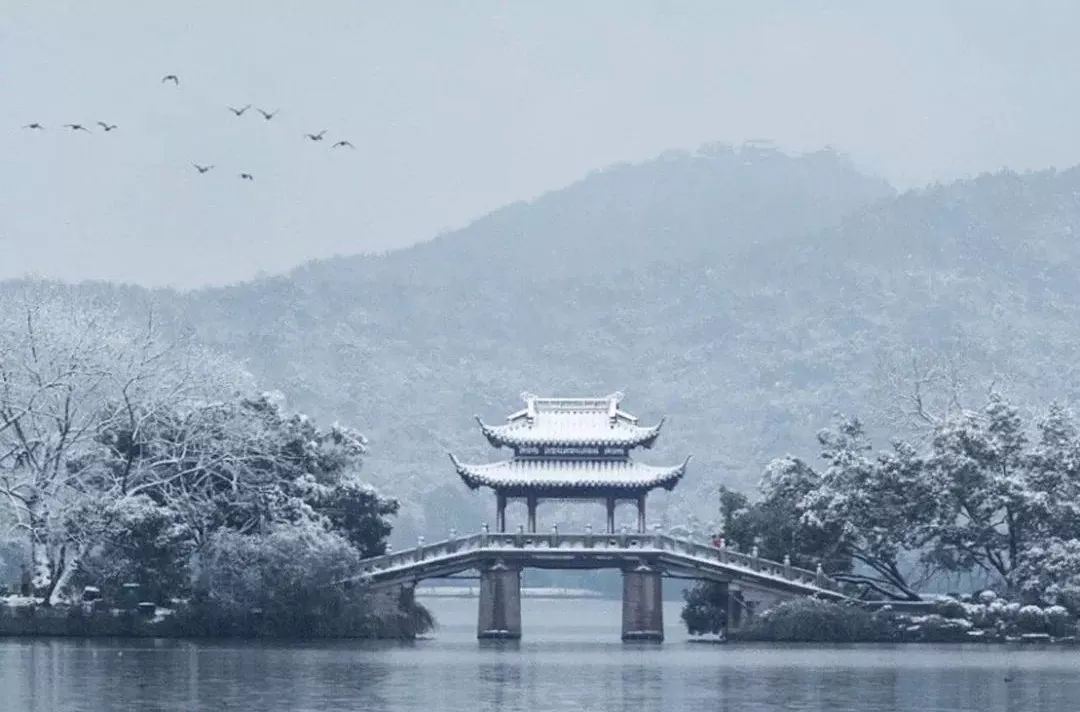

left=689, top=634, right=1080, bottom=646
left=0, top=595, right=429, bottom=641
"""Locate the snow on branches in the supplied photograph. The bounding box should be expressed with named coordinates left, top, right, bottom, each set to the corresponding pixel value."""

left=749, top=396, right=1080, bottom=604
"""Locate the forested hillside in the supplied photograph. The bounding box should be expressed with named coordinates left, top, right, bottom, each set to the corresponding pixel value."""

left=9, top=145, right=1080, bottom=544
left=177, top=145, right=894, bottom=538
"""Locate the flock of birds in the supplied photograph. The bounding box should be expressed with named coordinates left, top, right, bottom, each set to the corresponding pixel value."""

left=19, top=73, right=356, bottom=181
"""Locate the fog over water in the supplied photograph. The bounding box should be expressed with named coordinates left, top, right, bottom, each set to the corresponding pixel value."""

left=4, top=1, right=1080, bottom=285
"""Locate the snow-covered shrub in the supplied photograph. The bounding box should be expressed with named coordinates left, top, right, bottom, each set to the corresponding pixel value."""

left=733, top=598, right=894, bottom=642
left=184, top=520, right=432, bottom=639
left=907, top=614, right=973, bottom=642
left=1044, top=605, right=1075, bottom=637
left=978, top=590, right=998, bottom=604
left=965, top=603, right=995, bottom=629
left=681, top=582, right=727, bottom=635
left=1016, top=605, right=1047, bottom=633
left=934, top=598, right=967, bottom=619
left=73, top=495, right=193, bottom=605
left=1017, top=538, right=1080, bottom=615
left=179, top=522, right=369, bottom=636
left=987, top=599, right=1008, bottom=619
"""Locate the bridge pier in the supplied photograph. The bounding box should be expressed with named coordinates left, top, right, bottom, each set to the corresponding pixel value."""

left=723, top=583, right=747, bottom=632
left=621, top=563, right=663, bottom=642
left=477, top=559, right=521, bottom=639
left=398, top=581, right=416, bottom=610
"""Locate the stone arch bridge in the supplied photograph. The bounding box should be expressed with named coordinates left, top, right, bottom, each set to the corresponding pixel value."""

left=344, top=528, right=846, bottom=642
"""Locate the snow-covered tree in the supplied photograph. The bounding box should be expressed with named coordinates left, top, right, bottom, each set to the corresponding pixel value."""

left=746, top=455, right=852, bottom=573
left=1025, top=403, right=1080, bottom=540
left=72, top=393, right=397, bottom=601
left=765, top=417, right=935, bottom=600
left=922, top=395, right=1039, bottom=594
left=690, top=394, right=1080, bottom=620
left=0, top=286, right=248, bottom=602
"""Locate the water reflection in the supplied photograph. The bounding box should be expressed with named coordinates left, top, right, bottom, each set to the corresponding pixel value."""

left=0, top=599, right=1078, bottom=711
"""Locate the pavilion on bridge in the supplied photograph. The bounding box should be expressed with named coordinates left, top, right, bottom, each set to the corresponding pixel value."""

left=450, top=392, right=690, bottom=534
left=449, top=392, right=691, bottom=640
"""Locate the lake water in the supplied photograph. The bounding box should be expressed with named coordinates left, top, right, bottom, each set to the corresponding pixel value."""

left=2, top=597, right=1079, bottom=711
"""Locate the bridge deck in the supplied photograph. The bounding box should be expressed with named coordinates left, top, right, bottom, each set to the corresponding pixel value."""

left=346, top=532, right=846, bottom=600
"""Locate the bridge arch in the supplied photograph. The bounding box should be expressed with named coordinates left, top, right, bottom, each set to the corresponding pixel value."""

left=347, top=530, right=846, bottom=642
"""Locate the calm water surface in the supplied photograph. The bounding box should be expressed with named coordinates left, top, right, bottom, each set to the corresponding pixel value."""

left=2, top=597, right=1078, bottom=712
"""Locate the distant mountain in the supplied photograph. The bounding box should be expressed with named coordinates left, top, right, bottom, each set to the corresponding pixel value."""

left=288, top=143, right=893, bottom=286
left=16, top=145, right=1080, bottom=546
left=170, top=145, right=894, bottom=537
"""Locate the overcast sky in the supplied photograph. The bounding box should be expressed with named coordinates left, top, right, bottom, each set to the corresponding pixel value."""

left=2, top=1, right=1079, bottom=287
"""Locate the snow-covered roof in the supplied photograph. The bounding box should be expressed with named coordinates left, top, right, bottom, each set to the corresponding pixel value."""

left=477, top=392, right=664, bottom=449
left=449, top=454, right=691, bottom=492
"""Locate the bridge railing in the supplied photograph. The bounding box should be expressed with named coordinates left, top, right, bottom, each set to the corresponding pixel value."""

left=352, top=533, right=486, bottom=578
left=348, top=530, right=842, bottom=593
left=653, top=535, right=836, bottom=590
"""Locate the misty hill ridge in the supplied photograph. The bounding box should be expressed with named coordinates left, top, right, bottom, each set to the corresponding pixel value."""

left=286, top=144, right=893, bottom=286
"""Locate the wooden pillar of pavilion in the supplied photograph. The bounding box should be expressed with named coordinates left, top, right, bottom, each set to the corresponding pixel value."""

left=605, top=496, right=616, bottom=534
left=526, top=494, right=538, bottom=533
left=496, top=493, right=507, bottom=532
left=636, top=494, right=646, bottom=533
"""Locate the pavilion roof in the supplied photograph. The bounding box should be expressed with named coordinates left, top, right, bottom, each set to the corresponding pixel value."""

left=477, top=392, right=664, bottom=448
left=449, top=454, right=691, bottom=492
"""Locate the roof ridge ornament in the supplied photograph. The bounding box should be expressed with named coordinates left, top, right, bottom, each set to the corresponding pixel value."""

left=474, top=415, right=498, bottom=441
left=476, top=403, right=664, bottom=448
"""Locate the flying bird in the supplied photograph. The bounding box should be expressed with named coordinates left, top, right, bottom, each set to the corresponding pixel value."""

left=162, top=74, right=179, bottom=85
left=97, top=122, right=118, bottom=132
left=257, top=108, right=278, bottom=120
left=22, top=123, right=44, bottom=130
left=239, top=173, right=254, bottom=181
left=304, top=130, right=327, bottom=142
left=63, top=123, right=90, bottom=132
left=332, top=140, right=355, bottom=149
left=192, top=163, right=214, bottom=174
left=227, top=104, right=251, bottom=116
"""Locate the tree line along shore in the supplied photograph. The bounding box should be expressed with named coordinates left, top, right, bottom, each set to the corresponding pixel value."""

left=681, top=396, right=1080, bottom=642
